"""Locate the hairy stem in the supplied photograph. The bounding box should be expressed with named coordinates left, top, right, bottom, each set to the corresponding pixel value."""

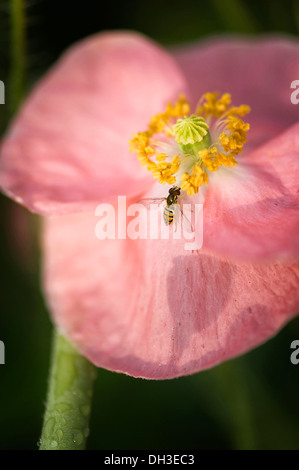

left=39, top=330, right=96, bottom=450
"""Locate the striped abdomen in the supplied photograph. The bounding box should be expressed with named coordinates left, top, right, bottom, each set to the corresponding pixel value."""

left=163, top=205, right=175, bottom=225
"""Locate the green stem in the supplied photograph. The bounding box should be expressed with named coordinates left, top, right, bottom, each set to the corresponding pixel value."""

left=39, top=330, right=96, bottom=450
left=10, top=0, right=26, bottom=115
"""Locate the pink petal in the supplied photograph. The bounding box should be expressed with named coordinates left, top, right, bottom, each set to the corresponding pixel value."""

left=42, top=211, right=299, bottom=379
left=174, top=37, right=299, bottom=149
left=202, top=122, right=299, bottom=260
left=0, top=32, right=186, bottom=215
left=173, top=37, right=299, bottom=260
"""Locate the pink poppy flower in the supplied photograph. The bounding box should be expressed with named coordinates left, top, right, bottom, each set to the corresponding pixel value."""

left=0, top=32, right=298, bottom=378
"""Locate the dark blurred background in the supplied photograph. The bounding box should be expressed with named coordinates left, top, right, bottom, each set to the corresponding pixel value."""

left=0, top=0, right=299, bottom=450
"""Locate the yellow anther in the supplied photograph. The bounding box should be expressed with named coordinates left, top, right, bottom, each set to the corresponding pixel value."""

left=226, top=117, right=250, bottom=135
left=156, top=153, right=167, bottom=162
left=226, top=104, right=251, bottom=118
left=196, top=92, right=250, bottom=122
left=145, top=146, right=155, bottom=154
left=181, top=164, right=208, bottom=195
left=196, top=92, right=232, bottom=118
left=151, top=155, right=181, bottom=185
left=199, top=148, right=219, bottom=172
left=219, top=116, right=250, bottom=157
left=166, top=94, right=191, bottom=118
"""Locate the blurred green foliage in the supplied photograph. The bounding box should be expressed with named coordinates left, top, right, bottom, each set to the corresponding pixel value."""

left=0, top=0, right=298, bottom=450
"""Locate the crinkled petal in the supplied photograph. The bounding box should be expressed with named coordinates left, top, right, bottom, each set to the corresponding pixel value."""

left=203, top=123, right=299, bottom=260
left=42, top=211, right=299, bottom=379
left=174, top=37, right=299, bottom=149
left=0, top=31, right=186, bottom=215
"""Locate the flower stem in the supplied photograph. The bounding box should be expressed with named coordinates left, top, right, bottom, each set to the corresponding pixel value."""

left=39, top=329, right=96, bottom=450
left=10, top=0, right=26, bottom=115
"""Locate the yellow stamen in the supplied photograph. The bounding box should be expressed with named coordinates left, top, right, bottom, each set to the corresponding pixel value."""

left=196, top=92, right=251, bottom=122
left=129, top=92, right=250, bottom=195
left=181, top=164, right=208, bottom=195
left=151, top=155, right=181, bottom=185
left=196, top=92, right=232, bottom=118
left=219, top=116, right=250, bottom=156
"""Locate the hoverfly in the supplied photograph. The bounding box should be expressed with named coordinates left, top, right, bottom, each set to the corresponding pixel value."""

left=140, top=186, right=192, bottom=230
left=162, top=186, right=181, bottom=226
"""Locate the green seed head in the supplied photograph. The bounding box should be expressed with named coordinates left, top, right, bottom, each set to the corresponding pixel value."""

left=174, top=115, right=211, bottom=156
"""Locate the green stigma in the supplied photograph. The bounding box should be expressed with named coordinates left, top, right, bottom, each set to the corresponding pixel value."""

left=174, top=114, right=211, bottom=156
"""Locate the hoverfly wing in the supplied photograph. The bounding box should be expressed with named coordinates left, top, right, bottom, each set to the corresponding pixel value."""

left=172, top=203, right=194, bottom=233
left=138, top=197, right=166, bottom=210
